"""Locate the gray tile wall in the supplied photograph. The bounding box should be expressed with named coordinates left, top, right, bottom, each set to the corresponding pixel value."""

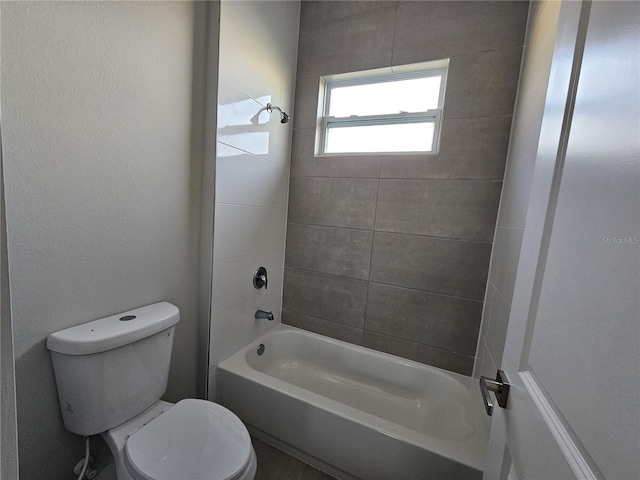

left=283, top=0, right=528, bottom=375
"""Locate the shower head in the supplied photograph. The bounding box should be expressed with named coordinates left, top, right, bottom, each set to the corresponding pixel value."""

left=266, top=103, right=290, bottom=124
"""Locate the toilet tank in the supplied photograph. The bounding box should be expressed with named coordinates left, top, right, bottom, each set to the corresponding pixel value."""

left=47, top=302, right=179, bottom=436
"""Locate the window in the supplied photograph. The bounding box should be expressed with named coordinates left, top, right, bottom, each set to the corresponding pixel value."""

left=316, top=60, right=449, bottom=155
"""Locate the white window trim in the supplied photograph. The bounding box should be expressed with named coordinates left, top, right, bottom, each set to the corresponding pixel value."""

left=315, top=61, right=449, bottom=156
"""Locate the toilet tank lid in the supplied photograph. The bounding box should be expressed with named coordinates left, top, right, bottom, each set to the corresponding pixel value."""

left=47, top=302, right=179, bottom=356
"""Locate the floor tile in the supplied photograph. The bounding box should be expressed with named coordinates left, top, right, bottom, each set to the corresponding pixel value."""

left=253, top=436, right=337, bottom=480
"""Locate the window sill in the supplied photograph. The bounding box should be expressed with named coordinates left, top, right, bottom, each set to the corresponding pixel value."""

left=313, top=150, right=440, bottom=158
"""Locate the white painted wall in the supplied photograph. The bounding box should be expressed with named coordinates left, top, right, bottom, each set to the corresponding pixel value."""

left=209, top=0, right=300, bottom=397
left=1, top=2, right=200, bottom=478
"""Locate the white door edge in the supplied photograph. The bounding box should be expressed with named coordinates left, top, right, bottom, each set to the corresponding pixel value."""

left=520, top=372, right=600, bottom=480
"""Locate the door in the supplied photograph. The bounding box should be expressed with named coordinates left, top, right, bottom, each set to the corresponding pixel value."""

left=483, top=1, right=639, bottom=479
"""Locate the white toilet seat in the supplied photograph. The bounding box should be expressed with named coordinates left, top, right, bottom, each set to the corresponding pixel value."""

left=124, top=399, right=254, bottom=480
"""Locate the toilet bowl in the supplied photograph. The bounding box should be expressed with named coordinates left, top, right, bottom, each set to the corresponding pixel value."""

left=103, top=399, right=257, bottom=480
left=47, top=302, right=256, bottom=480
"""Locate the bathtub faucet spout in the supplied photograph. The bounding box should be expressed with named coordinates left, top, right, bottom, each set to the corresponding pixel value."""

left=255, top=309, right=274, bottom=321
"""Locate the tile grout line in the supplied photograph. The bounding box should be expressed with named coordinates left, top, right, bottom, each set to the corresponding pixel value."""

left=284, top=265, right=486, bottom=303
left=290, top=174, right=505, bottom=183
left=286, top=220, right=494, bottom=244
left=389, top=0, right=400, bottom=67
left=293, top=113, right=516, bottom=132
left=282, top=307, right=475, bottom=360
left=281, top=308, right=363, bottom=335
left=283, top=308, right=475, bottom=362
left=362, top=158, right=382, bottom=345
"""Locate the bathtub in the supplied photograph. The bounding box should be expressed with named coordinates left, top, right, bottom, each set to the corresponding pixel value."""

left=217, top=325, right=488, bottom=480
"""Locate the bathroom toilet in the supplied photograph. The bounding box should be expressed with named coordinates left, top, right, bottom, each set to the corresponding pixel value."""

left=104, top=399, right=256, bottom=480
left=47, top=302, right=257, bottom=480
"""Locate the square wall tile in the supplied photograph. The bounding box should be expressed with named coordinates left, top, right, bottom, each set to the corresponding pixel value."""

left=282, top=309, right=364, bottom=345
left=268, top=248, right=286, bottom=319
left=486, top=290, right=512, bottom=368
left=211, top=251, right=272, bottom=315
left=285, top=223, right=373, bottom=280
left=363, top=331, right=474, bottom=375
left=478, top=335, right=497, bottom=380
left=296, top=3, right=396, bottom=78
left=216, top=143, right=289, bottom=208
left=393, top=1, right=528, bottom=65
left=217, top=83, right=269, bottom=157
left=288, top=177, right=378, bottom=229
left=214, top=204, right=284, bottom=260
left=375, top=179, right=502, bottom=241
left=217, top=81, right=292, bottom=165
left=210, top=301, right=276, bottom=365
left=444, top=48, right=523, bottom=119
left=473, top=337, right=496, bottom=434
left=292, top=76, right=322, bottom=130
left=370, top=232, right=491, bottom=300
left=480, top=283, right=497, bottom=341
left=283, top=268, right=368, bottom=328
left=300, top=1, right=399, bottom=34
left=365, top=283, right=483, bottom=355
left=488, top=227, right=504, bottom=288
left=493, top=227, right=524, bottom=302
left=379, top=116, right=512, bottom=181
left=219, top=0, right=298, bottom=106
left=290, top=128, right=381, bottom=179
left=497, top=105, right=542, bottom=228
left=434, top=116, right=511, bottom=179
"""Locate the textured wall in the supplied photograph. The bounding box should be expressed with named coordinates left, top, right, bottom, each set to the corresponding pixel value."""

left=1, top=2, right=199, bottom=478
left=1, top=118, right=19, bottom=480
left=0, top=5, right=19, bottom=473
left=283, top=1, right=528, bottom=375
left=208, top=0, right=300, bottom=398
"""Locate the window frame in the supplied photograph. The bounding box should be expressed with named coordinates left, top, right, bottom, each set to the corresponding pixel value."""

left=316, top=63, right=449, bottom=156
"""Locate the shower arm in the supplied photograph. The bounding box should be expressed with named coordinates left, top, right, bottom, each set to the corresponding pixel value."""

left=266, top=103, right=290, bottom=124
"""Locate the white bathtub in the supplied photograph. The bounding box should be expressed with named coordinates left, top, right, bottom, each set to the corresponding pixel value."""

left=217, top=325, right=488, bottom=480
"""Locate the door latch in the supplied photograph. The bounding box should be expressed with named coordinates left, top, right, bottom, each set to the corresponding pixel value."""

left=479, top=370, right=510, bottom=416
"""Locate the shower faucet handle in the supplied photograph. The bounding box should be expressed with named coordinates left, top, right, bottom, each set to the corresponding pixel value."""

left=253, top=267, right=268, bottom=289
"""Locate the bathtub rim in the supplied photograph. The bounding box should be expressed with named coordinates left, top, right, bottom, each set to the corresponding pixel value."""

left=217, top=323, right=488, bottom=472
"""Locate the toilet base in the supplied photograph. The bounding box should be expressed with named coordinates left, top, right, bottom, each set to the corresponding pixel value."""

left=237, top=448, right=258, bottom=480
left=102, top=401, right=173, bottom=480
